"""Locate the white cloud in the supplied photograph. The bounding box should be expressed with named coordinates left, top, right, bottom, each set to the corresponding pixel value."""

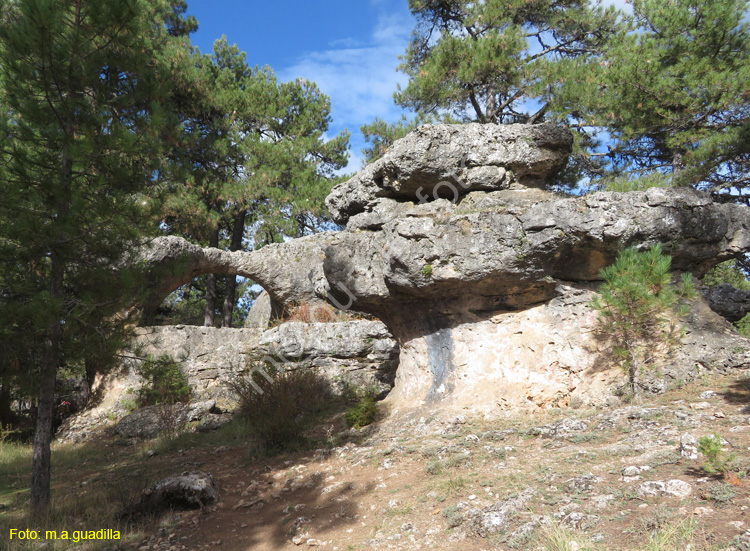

left=279, top=8, right=413, bottom=172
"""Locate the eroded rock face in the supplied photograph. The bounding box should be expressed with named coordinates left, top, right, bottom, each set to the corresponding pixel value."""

left=135, top=123, right=750, bottom=415
left=56, top=322, right=398, bottom=442
left=321, top=124, right=750, bottom=413
left=326, top=123, right=573, bottom=225
left=323, top=188, right=750, bottom=323
left=138, top=232, right=335, bottom=321
left=386, top=284, right=750, bottom=415
left=257, top=321, right=398, bottom=394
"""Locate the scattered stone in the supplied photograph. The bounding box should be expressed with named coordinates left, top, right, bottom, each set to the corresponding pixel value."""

left=141, top=471, right=218, bottom=512
left=566, top=474, right=600, bottom=493
left=699, top=391, right=718, bottom=399
left=680, top=433, right=699, bottom=460
left=622, top=466, right=642, bottom=477
left=559, top=511, right=599, bottom=530
left=591, top=495, right=616, bottom=510
left=529, top=418, right=588, bottom=439
left=197, top=413, right=232, bottom=432
left=638, top=480, right=692, bottom=498
left=468, top=488, right=535, bottom=537
left=233, top=497, right=265, bottom=510
left=116, top=404, right=188, bottom=439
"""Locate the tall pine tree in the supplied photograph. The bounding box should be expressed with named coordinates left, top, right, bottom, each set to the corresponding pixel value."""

left=158, top=38, right=348, bottom=326
left=0, top=0, right=192, bottom=514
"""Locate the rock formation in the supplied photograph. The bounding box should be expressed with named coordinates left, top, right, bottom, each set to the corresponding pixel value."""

left=57, top=322, right=398, bottom=442
left=130, top=122, right=750, bottom=417
left=701, top=284, right=750, bottom=322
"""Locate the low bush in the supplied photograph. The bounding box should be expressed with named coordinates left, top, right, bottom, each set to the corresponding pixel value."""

left=698, top=434, right=736, bottom=475
left=345, top=394, right=379, bottom=429
left=135, top=354, right=191, bottom=407
left=230, top=358, right=331, bottom=453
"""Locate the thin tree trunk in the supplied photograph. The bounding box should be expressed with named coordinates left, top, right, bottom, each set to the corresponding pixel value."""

left=0, top=383, right=13, bottom=426
left=203, top=227, right=220, bottom=327
left=31, top=251, right=64, bottom=516
left=222, top=210, right=246, bottom=328
left=31, top=139, right=72, bottom=515
left=629, top=346, right=639, bottom=400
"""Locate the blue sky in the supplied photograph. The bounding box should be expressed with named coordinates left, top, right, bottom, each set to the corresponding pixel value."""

left=186, top=0, right=415, bottom=172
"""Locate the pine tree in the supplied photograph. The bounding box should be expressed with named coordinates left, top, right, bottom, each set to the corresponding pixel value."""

left=552, top=0, right=750, bottom=191
left=591, top=245, right=695, bottom=398
left=0, top=0, right=191, bottom=514
left=395, top=0, right=620, bottom=124
left=158, top=38, right=348, bottom=326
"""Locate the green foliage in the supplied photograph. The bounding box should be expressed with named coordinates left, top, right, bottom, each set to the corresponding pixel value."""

left=558, top=0, right=750, bottom=190
left=599, top=173, right=672, bottom=193
left=441, top=505, right=464, bottom=528
left=344, top=395, right=379, bottom=429
left=591, top=245, right=696, bottom=396
left=0, top=0, right=197, bottom=511
left=703, top=482, right=737, bottom=505
left=396, top=0, right=620, bottom=124
left=135, top=354, right=192, bottom=407
left=388, top=0, right=750, bottom=191
left=230, top=359, right=332, bottom=454
left=697, top=434, right=736, bottom=475
left=159, top=37, right=350, bottom=248
left=702, top=261, right=750, bottom=291
left=422, top=264, right=433, bottom=277
left=736, top=314, right=750, bottom=338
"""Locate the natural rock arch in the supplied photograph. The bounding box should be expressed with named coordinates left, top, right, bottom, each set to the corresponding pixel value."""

left=138, top=123, right=750, bottom=413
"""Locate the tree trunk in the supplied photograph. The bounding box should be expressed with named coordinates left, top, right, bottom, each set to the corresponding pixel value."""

left=30, top=251, right=64, bottom=516
left=0, top=383, right=13, bottom=426
left=203, top=227, right=220, bottom=327
left=629, top=346, right=639, bottom=401
left=222, top=210, right=246, bottom=328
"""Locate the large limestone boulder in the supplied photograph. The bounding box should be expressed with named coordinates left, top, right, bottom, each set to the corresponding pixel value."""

left=256, top=320, right=399, bottom=394
left=323, top=187, right=750, bottom=322
left=323, top=124, right=750, bottom=414
left=325, top=123, right=573, bottom=225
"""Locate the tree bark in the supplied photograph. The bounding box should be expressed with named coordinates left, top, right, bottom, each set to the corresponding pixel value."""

left=30, top=251, right=64, bottom=516
left=222, top=210, right=246, bottom=328
left=0, top=383, right=13, bottom=426
left=203, top=227, right=220, bottom=327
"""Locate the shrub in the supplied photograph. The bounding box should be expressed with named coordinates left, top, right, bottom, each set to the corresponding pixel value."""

left=591, top=245, right=695, bottom=397
left=698, top=434, right=736, bottom=475
left=345, top=395, right=379, bottom=429
left=135, top=354, right=191, bottom=407
left=282, top=300, right=369, bottom=324
left=230, top=358, right=331, bottom=453
left=441, top=505, right=464, bottom=528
